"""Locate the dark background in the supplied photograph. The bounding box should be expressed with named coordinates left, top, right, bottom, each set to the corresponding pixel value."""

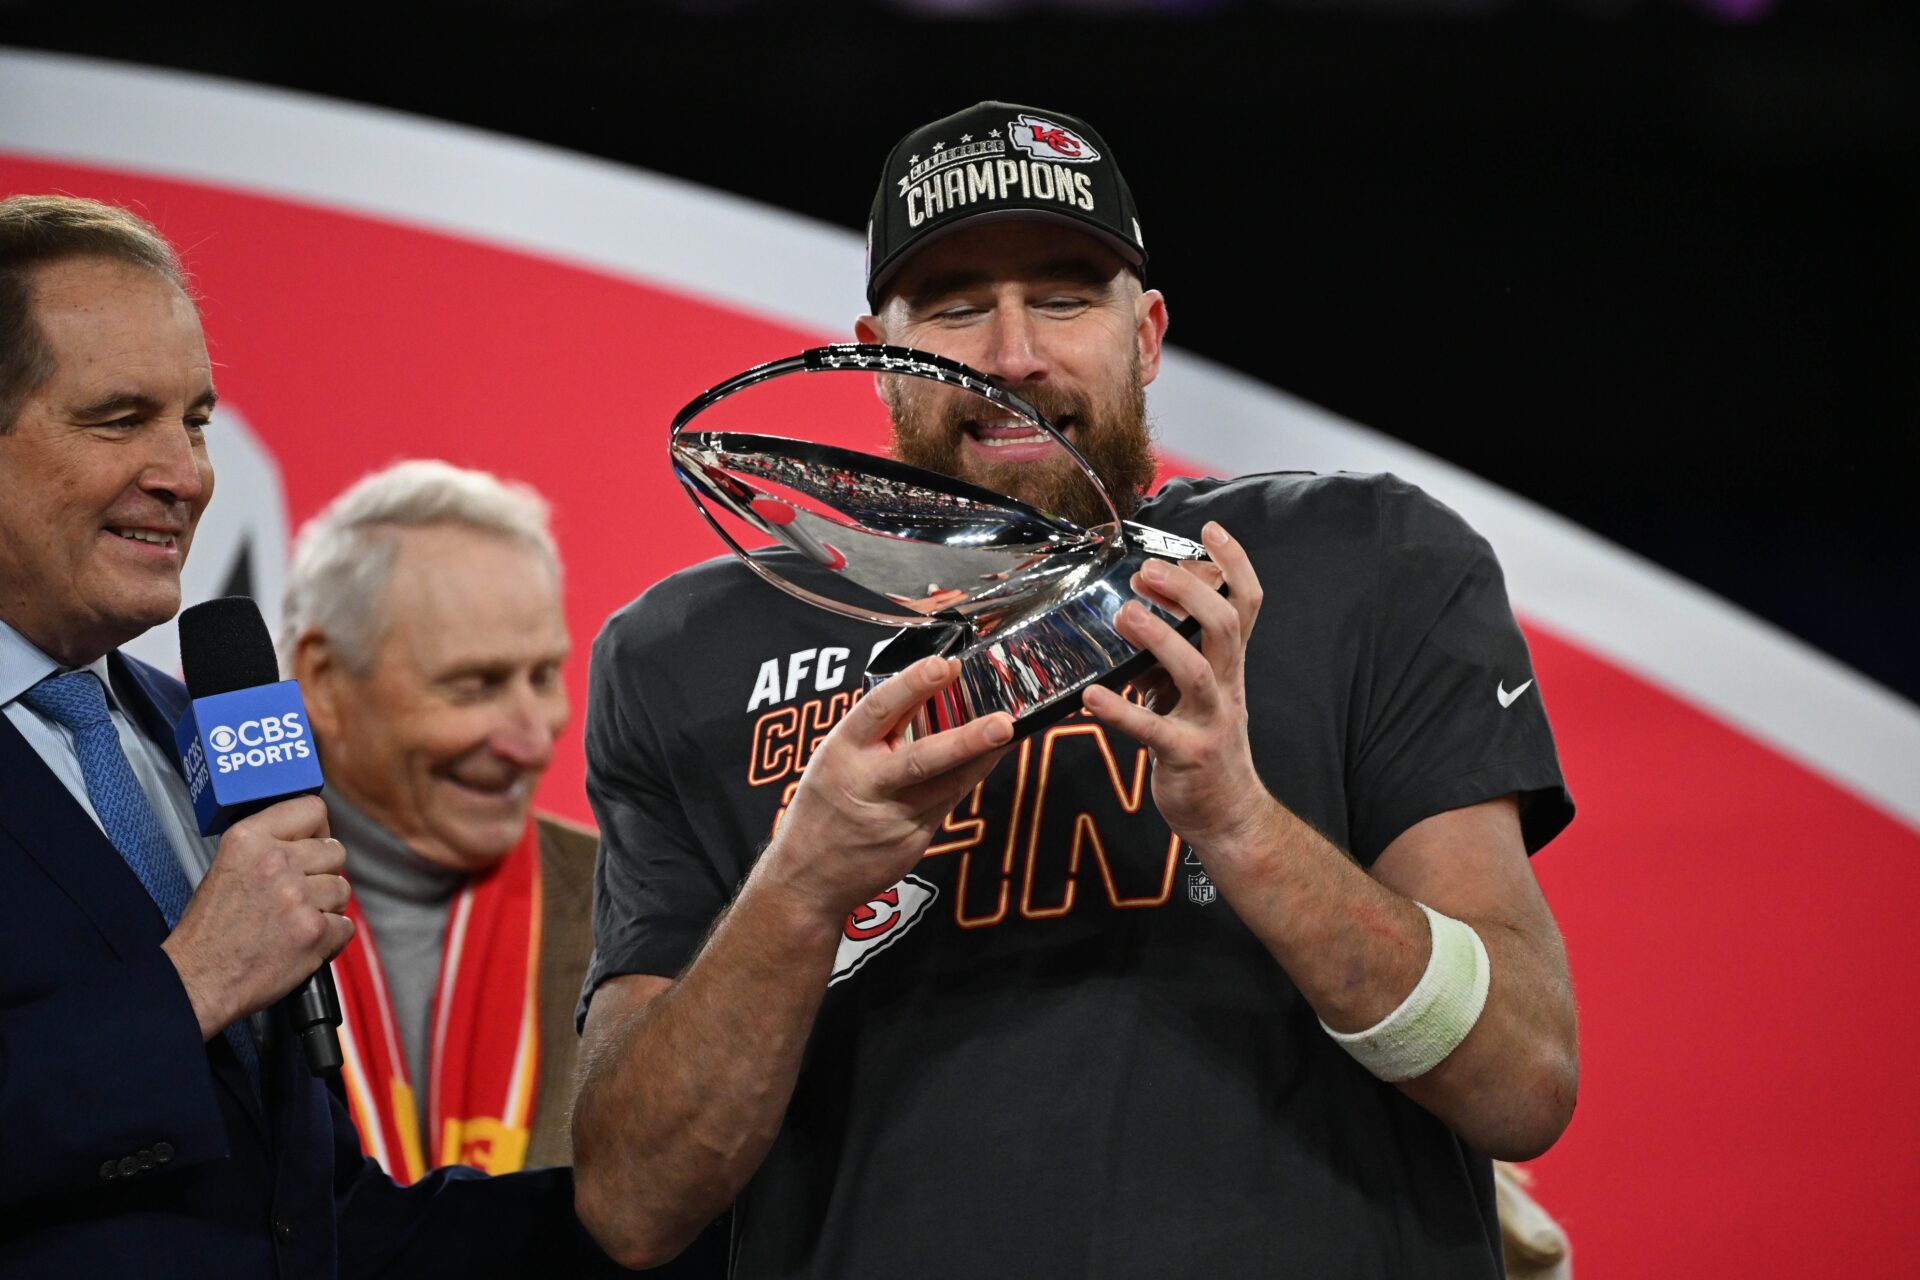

left=6, top=0, right=1914, bottom=701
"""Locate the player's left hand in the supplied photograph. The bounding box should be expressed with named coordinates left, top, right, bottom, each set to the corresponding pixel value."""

left=1081, top=520, right=1274, bottom=853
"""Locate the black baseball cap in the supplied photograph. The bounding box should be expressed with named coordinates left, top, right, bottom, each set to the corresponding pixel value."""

left=865, top=101, right=1147, bottom=310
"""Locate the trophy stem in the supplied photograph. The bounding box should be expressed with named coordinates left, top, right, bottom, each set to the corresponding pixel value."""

left=869, top=535, right=1206, bottom=743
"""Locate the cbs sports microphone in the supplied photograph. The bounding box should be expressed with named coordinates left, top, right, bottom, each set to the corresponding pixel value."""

left=173, top=596, right=343, bottom=1075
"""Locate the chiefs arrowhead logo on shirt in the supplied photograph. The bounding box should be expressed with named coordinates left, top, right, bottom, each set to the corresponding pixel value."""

left=1009, top=114, right=1102, bottom=164
left=830, top=875, right=940, bottom=986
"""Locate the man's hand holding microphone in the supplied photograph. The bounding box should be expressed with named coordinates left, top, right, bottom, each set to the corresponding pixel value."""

left=163, top=597, right=348, bottom=1070
left=159, top=794, right=351, bottom=1043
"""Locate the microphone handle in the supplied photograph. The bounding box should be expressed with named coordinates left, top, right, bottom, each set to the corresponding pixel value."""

left=280, top=962, right=344, bottom=1075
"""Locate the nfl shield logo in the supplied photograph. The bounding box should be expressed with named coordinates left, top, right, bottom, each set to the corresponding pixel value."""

left=1187, top=874, right=1217, bottom=906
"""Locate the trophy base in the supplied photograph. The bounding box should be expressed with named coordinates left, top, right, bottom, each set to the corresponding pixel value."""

left=865, top=528, right=1211, bottom=743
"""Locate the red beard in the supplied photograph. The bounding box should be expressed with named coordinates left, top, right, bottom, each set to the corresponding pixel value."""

left=883, top=358, right=1159, bottom=530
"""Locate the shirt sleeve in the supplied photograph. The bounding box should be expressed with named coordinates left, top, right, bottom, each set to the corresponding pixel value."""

left=576, top=607, right=734, bottom=1029
left=1346, top=477, right=1575, bottom=865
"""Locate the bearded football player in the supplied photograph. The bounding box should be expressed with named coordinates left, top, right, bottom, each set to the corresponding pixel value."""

left=572, top=102, right=1580, bottom=1279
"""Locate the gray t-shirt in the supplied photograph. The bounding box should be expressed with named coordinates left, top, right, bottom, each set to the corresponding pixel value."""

left=582, top=472, right=1574, bottom=1278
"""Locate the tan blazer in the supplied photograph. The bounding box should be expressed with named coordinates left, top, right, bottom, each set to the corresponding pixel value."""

left=523, top=812, right=599, bottom=1169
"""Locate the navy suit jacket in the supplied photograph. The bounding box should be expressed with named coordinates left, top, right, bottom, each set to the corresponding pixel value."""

left=0, top=652, right=624, bottom=1278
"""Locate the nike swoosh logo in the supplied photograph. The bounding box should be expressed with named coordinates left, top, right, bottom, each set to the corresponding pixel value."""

left=1497, top=678, right=1535, bottom=709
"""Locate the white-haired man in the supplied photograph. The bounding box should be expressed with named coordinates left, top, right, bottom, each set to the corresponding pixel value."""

left=280, top=460, right=592, bottom=1179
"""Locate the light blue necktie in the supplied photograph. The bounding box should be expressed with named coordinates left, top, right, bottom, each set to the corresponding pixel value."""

left=22, top=670, right=263, bottom=1093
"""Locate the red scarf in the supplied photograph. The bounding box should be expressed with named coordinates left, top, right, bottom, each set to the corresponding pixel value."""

left=333, top=822, right=543, bottom=1184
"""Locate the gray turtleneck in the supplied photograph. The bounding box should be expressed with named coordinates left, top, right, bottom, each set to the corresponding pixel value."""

left=327, top=785, right=468, bottom=1137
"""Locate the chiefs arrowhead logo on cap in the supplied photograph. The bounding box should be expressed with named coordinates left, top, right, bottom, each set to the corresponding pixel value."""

left=1009, top=114, right=1102, bottom=164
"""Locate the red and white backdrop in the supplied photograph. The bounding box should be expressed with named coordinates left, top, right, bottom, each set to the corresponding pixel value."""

left=6, top=49, right=1916, bottom=1278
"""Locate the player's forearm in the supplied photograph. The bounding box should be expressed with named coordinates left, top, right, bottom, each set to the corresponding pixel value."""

left=1394, top=915, right=1578, bottom=1161
left=571, top=865, right=844, bottom=1269
left=1202, top=800, right=1578, bottom=1160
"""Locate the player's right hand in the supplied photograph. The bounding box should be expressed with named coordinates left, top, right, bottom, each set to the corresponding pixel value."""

left=160, top=794, right=353, bottom=1041
left=759, top=656, right=1012, bottom=925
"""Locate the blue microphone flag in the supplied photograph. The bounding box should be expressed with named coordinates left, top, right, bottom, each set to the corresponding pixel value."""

left=174, top=680, right=324, bottom=835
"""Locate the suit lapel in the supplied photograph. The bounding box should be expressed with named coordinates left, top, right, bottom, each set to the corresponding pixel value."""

left=113, top=654, right=272, bottom=1135
left=111, top=651, right=190, bottom=783
left=4, top=652, right=270, bottom=1135
left=0, top=710, right=171, bottom=959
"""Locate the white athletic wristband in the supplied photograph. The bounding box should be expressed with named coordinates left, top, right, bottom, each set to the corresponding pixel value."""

left=1320, top=902, right=1490, bottom=1082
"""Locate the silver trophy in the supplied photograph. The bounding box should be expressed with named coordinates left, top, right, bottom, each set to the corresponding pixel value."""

left=670, top=343, right=1212, bottom=741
